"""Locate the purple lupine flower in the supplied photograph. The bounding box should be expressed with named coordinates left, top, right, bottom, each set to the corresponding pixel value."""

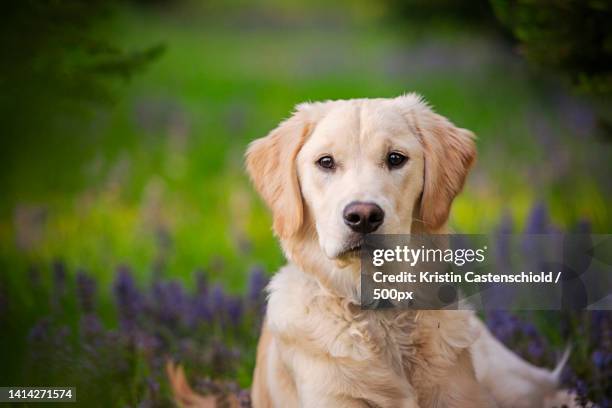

left=592, top=350, right=611, bottom=370
left=78, top=315, right=104, bottom=362
left=134, top=331, right=161, bottom=356
left=53, top=325, right=71, bottom=348
left=194, top=377, right=220, bottom=395
left=574, top=379, right=589, bottom=406
left=246, top=267, right=269, bottom=320
left=26, top=318, right=55, bottom=362
left=575, top=219, right=591, bottom=234
left=138, top=376, right=162, bottom=408
left=189, top=269, right=212, bottom=325
left=247, top=266, right=268, bottom=305
left=491, top=310, right=559, bottom=367
left=226, top=296, right=243, bottom=326
left=590, top=310, right=611, bottom=346
left=195, top=269, right=208, bottom=296
left=486, top=310, right=518, bottom=344
left=147, top=377, right=160, bottom=395
left=209, top=341, right=241, bottom=375
left=524, top=202, right=550, bottom=234
left=80, top=314, right=103, bottom=339
left=76, top=271, right=97, bottom=313
left=238, top=389, right=252, bottom=408
left=527, top=340, right=544, bottom=360
left=137, top=399, right=153, bottom=408
left=558, top=95, right=596, bottom=138
left=28, top=318, right=51, bottom=343
left=211, top=285, right=226, bottom=318
left=192, top=293, right=212, bottom=326
left=522, top=203, right=552, bottom=273
left=486, top=212, right=516, bottom=309
left=495, top=211, right=513, bottom=262
left=113, top=266, right=144, bottom=332
left=521, top=321, right=538, bottom=337
left=179, top=337, right=197, bottom=356
left=152, top=280, right=188, bottom=326
left=560, top=363, right=575, bottom=388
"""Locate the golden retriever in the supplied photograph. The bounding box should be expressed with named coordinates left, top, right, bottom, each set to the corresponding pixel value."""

left=170, top=94, right=576, bottom=408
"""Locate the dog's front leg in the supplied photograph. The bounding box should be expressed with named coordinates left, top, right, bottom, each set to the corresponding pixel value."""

left=300, top=390, right=420, bottom=408
left=294, top=372, right=368, bottom=408
left=296, top=366, right=419, bottom=408
left=300, top=393, right=370, bottom=408
left=426, top=349, right=496, bottom=408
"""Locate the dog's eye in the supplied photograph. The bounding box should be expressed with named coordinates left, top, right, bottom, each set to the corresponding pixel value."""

left=316, top=155, right=335, bottom=170
left=387, top=152, right=407, bottom=169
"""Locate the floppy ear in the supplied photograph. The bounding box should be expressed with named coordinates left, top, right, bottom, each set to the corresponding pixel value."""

left=245, top=106, right=314, bottom=239
left=409, top=99, right=476, bottom=230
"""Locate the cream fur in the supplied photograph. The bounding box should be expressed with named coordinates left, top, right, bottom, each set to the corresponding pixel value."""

left=241, top=94, right=576, bottom=408
left=168, top=95, right=578, bottom=408
left=244, top=95, right=577, bottom=408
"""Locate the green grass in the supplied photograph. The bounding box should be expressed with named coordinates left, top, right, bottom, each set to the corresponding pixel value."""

left=0, top=4, right=609, bottom=405
left=1, top=4, right=609, bottom=292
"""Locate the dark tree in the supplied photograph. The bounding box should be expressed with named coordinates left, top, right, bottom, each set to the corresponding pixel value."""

left=491, top=0, right=612, bottom=96
left=0, top=0, right=164, bottom=201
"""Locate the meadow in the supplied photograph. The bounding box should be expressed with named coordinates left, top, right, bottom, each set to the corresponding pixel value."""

left=0, top=1, right=610, bottom=406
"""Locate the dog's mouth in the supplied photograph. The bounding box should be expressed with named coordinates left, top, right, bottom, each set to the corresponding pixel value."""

left=337, top=240, right=363, bottom=259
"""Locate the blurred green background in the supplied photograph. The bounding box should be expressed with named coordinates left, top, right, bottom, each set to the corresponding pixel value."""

left=0, top=0, right=611, bottom=404
left=1, top=0, right=610, bottom=296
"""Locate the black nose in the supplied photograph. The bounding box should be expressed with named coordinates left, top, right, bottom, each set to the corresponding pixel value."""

left=343, top=201, right=385, bottom=234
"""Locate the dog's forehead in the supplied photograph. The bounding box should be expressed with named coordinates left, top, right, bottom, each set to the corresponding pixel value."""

left=309, top=100, right=411, bottom=146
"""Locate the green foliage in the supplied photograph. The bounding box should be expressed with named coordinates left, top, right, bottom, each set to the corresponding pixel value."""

left=0, top=2, right=609, bottom=404
left=1, top=3, right=609, bottom=291
left=0, top=0, right=164, bottom=203
left=491, top=0, right=612, bottom=96
left=383, top=0, right=495, bottom=26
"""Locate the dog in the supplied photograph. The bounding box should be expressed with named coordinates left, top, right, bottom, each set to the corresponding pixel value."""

left=170, top=94, right=576, bottom=407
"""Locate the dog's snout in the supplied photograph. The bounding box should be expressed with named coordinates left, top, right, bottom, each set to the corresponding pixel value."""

left=343, top=201, right=385, bottom=234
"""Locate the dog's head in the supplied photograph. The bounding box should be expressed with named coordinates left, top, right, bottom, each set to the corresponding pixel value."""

left=246, top=94, right=475, bottom=292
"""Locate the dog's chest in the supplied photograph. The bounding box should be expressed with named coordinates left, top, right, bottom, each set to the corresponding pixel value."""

left=267, top=267, right=420, bottom=368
